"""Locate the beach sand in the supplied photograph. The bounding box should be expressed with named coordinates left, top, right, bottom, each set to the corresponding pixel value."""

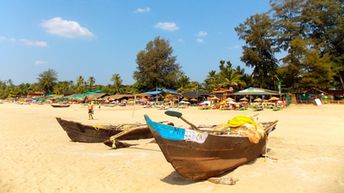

left=0, top=103, right=343, bottom=193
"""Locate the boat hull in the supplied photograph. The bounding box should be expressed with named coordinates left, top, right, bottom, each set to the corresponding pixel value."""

left=144, top=115, right=272, bottom=181
left=56, top=117, right=120, bottom=143
left=51, top=104, right=70, bottom=108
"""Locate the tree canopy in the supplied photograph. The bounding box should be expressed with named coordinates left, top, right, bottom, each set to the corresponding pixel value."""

left=37, top=69, right=58, bottom=95
left=111, top=73, right=123, bottom=94
left=235, top=13, right=278, bottom=89
left=1, top=1, right=343, bottom=98
left=133, top=36, right=183, bottom=91
left=204, top=60, right=248, bottom=91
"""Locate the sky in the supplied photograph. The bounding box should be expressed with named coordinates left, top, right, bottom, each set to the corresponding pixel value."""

left=0, top=0, right=271, bottom=85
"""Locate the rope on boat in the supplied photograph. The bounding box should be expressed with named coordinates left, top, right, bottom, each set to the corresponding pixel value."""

left=93, top=124, right=106, bottom=130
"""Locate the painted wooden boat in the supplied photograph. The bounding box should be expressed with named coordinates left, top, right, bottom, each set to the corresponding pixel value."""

left=56, top=117, right=122, bottom=142
left=57, top=118, right=154, bottom=144
left=51, top=104, right=70, bottom=108
left=144, top=115, right=277, bottom=181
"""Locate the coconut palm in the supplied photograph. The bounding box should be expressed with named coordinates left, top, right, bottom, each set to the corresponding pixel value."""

left=111, top=73, right=122, bottom=94
left=204, top=70, right=221, bottom=91
left=87, top=76, right=96, bottom=91
left=218, top=60, right=244, bottom=90
left=76, top=76, right=84, bottom=93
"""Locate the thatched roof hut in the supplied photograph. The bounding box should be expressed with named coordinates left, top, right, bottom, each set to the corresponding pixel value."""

left=107, top=94, right=134, bottom=101
left=85, top=93, right=108, bottom=102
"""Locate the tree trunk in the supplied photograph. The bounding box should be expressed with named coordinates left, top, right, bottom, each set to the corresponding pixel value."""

left=339, top=74, right=344, bottom=90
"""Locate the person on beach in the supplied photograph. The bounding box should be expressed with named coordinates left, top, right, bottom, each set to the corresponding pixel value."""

left=88, top=101, right=94, bottom=120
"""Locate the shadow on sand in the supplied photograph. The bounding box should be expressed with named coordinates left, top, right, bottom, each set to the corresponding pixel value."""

left=160, top=171, right=195, bottom=185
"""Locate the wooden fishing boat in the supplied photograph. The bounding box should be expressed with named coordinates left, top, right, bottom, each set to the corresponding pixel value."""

left=56, top=117, right=153, bottom=143
left=56, top=117, right=122, bottom=142
left=144, top=115, right=277, bottom=181
left=51, top=104, right=70, bottom=108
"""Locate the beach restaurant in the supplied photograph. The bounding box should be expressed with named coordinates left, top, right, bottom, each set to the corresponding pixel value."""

left=231, top=87, right=282, bottom=103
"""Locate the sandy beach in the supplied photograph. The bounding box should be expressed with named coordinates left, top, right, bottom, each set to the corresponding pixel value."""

left=0, top=103, right=343, bottom=193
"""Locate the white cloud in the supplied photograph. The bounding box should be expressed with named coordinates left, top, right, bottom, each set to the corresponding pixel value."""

left=0, top=36, right=48, bottom=47
left=196, top=31, right=208, bottom=38
left=196, top=38, right=204, bottom=43
left=19, top=39, right=48, bottom=47
left=34, top=60, right=48, bottom=66
left=41, top=17, right=94, bottom=38
left=196, top=31, right=208, bottom=43
left=155, top=22, right=179, bottom=31
left=134, top=7, right=150, bottom=13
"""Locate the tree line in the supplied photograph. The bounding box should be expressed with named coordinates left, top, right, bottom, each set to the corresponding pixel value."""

left=0, top=0, right=343, bottom=99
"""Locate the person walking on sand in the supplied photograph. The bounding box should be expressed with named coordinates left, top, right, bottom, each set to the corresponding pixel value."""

left=88, top=101, right=94, bottom=120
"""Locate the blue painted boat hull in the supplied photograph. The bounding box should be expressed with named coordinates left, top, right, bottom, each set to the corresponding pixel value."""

left=144, top=115, right=276, bottom=180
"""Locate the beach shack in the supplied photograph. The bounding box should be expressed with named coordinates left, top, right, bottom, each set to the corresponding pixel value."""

left=27, top=92, right=45, bottom=103
left=231, top=87, right=282, bottom=103
left=85, top=93, right=108, bottom=103
left=144, top=88, right=181, bottom=104
left=182, top=91, right=209, bottom=104
left=106, top=94, right=134, bottom=104
left=69, top=94, right=86, bottom=103
left=210, top=88, right=233, bottom=101
left=296, top=87, right=338, bottom=104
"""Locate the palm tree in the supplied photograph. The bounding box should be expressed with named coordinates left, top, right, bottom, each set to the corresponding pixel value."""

left=76, top=76, right=84, bottom=93
left=218, top=61, right=244, bottom=90
left=54, top=81, right=73, bottom=95
left=235, top=66, right=248, bottom=89
left=111, top=73, right=122, bottom=94
left=37, top=69, right=58, bottom=95
left=87, top=76, right=96, bottom=91
left=204, top=70, right=220, bottom=91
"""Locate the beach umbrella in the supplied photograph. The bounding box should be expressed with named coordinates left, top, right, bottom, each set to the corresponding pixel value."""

left=254, top=98, right=262, bottom=102
left=240, top=97, right=248, bottom=101
left=209, top=96, right=219, bottom=101
left=182, top=98, right=189, bottom=101
left=224, top=97, right=234, bottom=102
left=268, top=96, right=280, bottom=101
left=190, top=98, right=198, bottom=102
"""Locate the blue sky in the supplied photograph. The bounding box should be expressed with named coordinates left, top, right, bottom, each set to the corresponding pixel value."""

left=0, top=0, right=271, bottom=85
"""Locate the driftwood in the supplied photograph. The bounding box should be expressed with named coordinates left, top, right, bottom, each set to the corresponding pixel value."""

left=208, top=176, right=239, bottom=185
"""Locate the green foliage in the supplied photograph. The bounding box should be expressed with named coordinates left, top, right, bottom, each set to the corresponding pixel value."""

left=133, top=36, right=183, bottom=91
left=1, top=1, right=343, bottom=97
left=87, top=76, right=96, bottom=91
left=37, top=69, right=58, bottom=95
left=204, top=60, right=248, bottom=91
left=271, top=0, right=342, bottom=90
left=177, top=81, right=201, bottom=93
left=120, top=84, right=139, bottom=94
left=235, top=13, right=279, bottom=88
left=111, top=73, right=123, bottom=94
left=53, top=81, right=74, bottom=95
left=76, top=76, right=85, bottom=93
left=204, top=70, right=221, bottom=92
left=218, top=60, right=245, bottom=89
left=176, top=72, right=191, bottom=91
